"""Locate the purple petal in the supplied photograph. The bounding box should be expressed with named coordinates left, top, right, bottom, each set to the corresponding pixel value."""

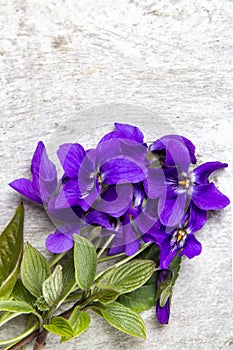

left=48, top=197, right=83, bottom=223
left=86, top=210, right=112, bottom=229
left=46, top=232, right=74, bottom=253
left=192, top=162, right=228, bottom=184
left=120, top=140, right=148, bottom=167
left=55, top=180, right=81, bottom=209
left=93, top=184, right=133, bottom=217
left=98, top=131, right=123, bottom=144
left=96, top=138, right=122, bottom=167
left=79, top=180, right=100, bottom=211
left=158, top=193, right=187, bottom=227
left=144, top=168, right=166, bottom=199
left=102, top=157, right=147, bottom=184
left=156, top=298, right=170, bottom=324
left=9, top=179, right=42, bottom=204
left=37, top=178, right=58, bottom=203
left=142, top=221, right=167, bottom=244
left=191, top=183, right=230, bottom=210
left=186, top=202, right=207, bottom=233
left=160, top=236, right=178, bottom=269
left=165, top=140, right=191, bottom=173
left=180, top=234, right=202, bottom=259
left=114, top=122, right=144, bottom=143
left=108, top=221, right=140, bottom=257
left=57, top=143, right=86, bottom=179
left=122, top=215, right=140, bottom=256
left=31, top=141, right=57, bottom=183
left=108, top=240, right=125, bottom=255
left=29, top=142, right=57, bottom=202
left=125, top=239, right=140, bottom=256
left=150, top=135, right=196, bottom=164
left=135, top=211, right=158, bottom=234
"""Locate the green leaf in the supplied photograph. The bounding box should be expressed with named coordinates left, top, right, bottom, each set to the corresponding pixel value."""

left=159, top=285, right=172, bottom=307
left=73, top=235, right=97, bottom=290
left=118, top=284, right=156, bottom=312
left=0, top=204, right=24, bottom=300
left=42, top=265, right=63, bottom=307
left=0, top=300, right=34, bottom=314
left=21, top=242, right=50, bottom=297
left=96, top=287, right=120, bottom=304
left=57, top=259, right=76, bottom=307
left=93, top=302, right=146, bottom=339
left=12, top=279, right=36, bottom=306
left=43, top=317, right=74, bottom=337
left=98, top=259, right=155, bottom=294
left=61, top=307, right=90, bottom=342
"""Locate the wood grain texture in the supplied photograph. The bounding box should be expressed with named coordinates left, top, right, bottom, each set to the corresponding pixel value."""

left=0, top=1, right=232, bottom=349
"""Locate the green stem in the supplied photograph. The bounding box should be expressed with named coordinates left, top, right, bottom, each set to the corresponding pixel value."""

left=48, top=252, right=67, bottom=268
left=95, top=242, right=152, bottom=282
left=98, top=252, right=126, bottom=263
left=96, top=234, right=115, bottom=259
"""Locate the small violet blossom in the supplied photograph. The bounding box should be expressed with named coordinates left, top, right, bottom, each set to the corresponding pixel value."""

left=9, top=141, right=57, bottom=204
left=145, top=139, right=230, bottom=227
left=143, top=202, right=206, bottom=269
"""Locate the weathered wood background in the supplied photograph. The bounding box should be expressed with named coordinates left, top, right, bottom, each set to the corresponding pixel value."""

left=0, top=0, right=232, bottom=349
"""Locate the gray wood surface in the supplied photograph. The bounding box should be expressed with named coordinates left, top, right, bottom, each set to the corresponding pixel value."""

left=0, top=1, right=232, bottom=349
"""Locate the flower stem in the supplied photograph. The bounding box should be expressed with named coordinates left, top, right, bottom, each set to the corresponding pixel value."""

left=48, top=252, right=67, bottom=268
left=96, top=234, right=115, bottom=259
left=98, top=252, right=126, bottom=263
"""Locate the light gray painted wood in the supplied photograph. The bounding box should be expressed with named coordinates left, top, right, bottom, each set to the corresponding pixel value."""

left=0, top=1, right=232, bottom=349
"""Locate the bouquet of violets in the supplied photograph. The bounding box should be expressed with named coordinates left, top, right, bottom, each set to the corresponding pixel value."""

left=0, top=122, right=230, bottom=349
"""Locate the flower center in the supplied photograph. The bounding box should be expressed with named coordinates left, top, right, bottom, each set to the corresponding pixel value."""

left=177, top=229, right=186, bottom=243
left=171, top=228, right=187, bottom=250
left=178, top=178, right=190, bottom=189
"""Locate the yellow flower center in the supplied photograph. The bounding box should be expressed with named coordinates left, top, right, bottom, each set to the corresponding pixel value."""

left=177, top=229, right=186, bottom=242
left=178, top=178, right=190, bottom=189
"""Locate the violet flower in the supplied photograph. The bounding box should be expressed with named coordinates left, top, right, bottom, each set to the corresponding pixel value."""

left=54, top=138, right=147, bottom=213
left=145, top=139, right=230, bottom=226
left=143, top=202, right=207, bottom=269
left=9, top=141, right=57, bottom=204
left=149, top=134, right=197, bottom=165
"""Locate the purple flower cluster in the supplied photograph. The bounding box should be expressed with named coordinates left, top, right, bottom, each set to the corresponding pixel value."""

left=9, top=122, right=230, bottom=323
